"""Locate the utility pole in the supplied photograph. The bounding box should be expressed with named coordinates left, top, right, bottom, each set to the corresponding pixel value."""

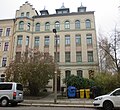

left=53, top=29, right=57, bottom=103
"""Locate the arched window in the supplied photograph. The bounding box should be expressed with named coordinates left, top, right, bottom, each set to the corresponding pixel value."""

left=65, top=70, right=71, bottom=79
left=55, top=21, right=60, bottom=31
left=77, top=70, right=83, bottom=77
left=19, top=21, right=24, bottom=30
left=64, top=20, right=70, bottom=29
left=35, top=23, right=40, bottom=32
left=86, top=19, right=91, bottom=28
left=45, top=22, right=50, bottom=31
left=75, top=20, right=80, bottom=29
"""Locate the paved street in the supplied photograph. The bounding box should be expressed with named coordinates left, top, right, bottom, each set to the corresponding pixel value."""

left=0, top=106, right=97, bottom=110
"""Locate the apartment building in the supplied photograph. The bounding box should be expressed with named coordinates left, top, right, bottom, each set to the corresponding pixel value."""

left=0, top=2, right=99, bottom=91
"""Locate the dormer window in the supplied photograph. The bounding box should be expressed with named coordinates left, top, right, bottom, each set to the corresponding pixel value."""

left=21, top=12, right=24, bottom=17
left=26, top=12, right=30, bottom=17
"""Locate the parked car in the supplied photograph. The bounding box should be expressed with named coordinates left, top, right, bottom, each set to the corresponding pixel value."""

left=93, top=88, right=120, bottom=110
left=0, top=82, right=23, bottom=107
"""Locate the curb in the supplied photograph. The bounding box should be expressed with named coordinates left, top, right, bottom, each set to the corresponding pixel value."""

left=19, top=103, right=94, bottom=108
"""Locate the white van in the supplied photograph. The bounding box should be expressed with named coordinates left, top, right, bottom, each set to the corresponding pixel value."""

left=0, top=82, right=23, bottom=107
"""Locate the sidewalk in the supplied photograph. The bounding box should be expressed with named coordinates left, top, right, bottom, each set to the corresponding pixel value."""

left=20, top=93, right=95, bottom=108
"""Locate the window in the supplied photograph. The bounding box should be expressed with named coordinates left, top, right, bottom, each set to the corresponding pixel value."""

left=65, top=21, right=70, bottom=29
left=6, top=28, right=10, bottom=36
left=54, top=52, right=60, bottom=62
left=44, top=36, right=49, bottom=46
left=89, top=70, right=94, bottom=79
left=45, top=22, right=50, bottom=31
left=75, top=20, right=80, bottom=29
left=27, top=23, right=30, bottom=31
left=0, top=84, right=12, bottom=90
left=35, top=23, right=40, bottom=32
left=76, top=35, right=81, bottom=45
left=17, top=35, right=22, bottom=46
left=65, top=52, right=70, bottom=62
left=65, top=70, right=71, bottom=79
left=0, top=29, right=3, bottom=36
left=86, top=34, right=92, bottom=45
left=26, top=12, right=30, bottom=17
left=112, top=90, right=120, bottom=96
left=21, top=12, right=24, bottom=17
left=88, top=51, right=93, bottom=62
left=65, top=35, right=70, bottom=46
left=86, top=19, right=91, bottom=28
left=17, top=84, right=23, bottom=91
left=55, top=36, right=60, bottom=46
left=2, top=57, right=7, bottom=67
left=55, top=21, right=60, bottom=31
left=77, top=70, right=83, bottom=77
left=76, top=52, right=82, bottom=62
left=4, top=42, right=9, bottom=51
left=34, top=37, right=39, bottom=47
left=26, top=36, right=29, bottom=46
left=19, top=21, right=24, bottom=30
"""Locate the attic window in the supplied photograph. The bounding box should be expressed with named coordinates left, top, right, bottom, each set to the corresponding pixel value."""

left=26, top=12, right=30, bottom=17
left=21, top=12, right=24, bottom=17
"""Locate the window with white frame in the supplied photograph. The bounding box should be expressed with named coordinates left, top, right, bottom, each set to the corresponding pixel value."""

left=65, top=35, right=70, bottom=46
left=17, top=35, right=22, bottom=46
left=35, top=23, right=40, bottom=32
left=87, top=51, right=93, bottom=62
left=64, top=21, right=70, bottom=29
left=86, top=34, right=92, bottom=45
left=6, top=28, right=10, bottom=36
left=44, top=36, right=49, bottom=46
left=55, top=21, right=60, bottom=31
left=4, top=42, right=9, bottom=51
left=45, top=22, right=50, bottom=31
left=86, top=19, right=91, bottom=28
left=34, top=37, right=39, bottom=47
left=76, top=35, right=81, bottom=45
left=19, top=21, right=24, bottom=30
left=2, top=57, right=7, bottom=67
left=65, top=52, right=70, bottom=62
left=75, top=20, right=80, bottom=29
left=76, top=51, right=82, bottom=62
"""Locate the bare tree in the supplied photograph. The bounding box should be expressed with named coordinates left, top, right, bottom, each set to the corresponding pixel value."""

left=98, top=27, right=120, bottom=74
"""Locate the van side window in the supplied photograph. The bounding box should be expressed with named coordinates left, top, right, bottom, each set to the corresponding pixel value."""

left=0, top=84, right=12, bottom=90
left=17, top=84, right=23, bottom=91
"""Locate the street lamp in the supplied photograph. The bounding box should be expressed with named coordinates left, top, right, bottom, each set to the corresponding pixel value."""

left=53, top=29, right=58, bottom=104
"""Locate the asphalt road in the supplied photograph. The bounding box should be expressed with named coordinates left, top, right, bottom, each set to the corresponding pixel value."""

left=0, top=106, right=97, bottom=110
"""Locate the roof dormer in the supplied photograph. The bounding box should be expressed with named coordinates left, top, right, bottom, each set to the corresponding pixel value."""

left=40, top=7, right=49, bottom=16
left=78, top=3, right=87, bottom=12
left=56, top=3, right=70, bottom=14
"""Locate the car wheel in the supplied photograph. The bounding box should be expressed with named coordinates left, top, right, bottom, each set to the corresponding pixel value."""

left=0, top=98, right=9, bottom=107
left=103, top=101, right=113, bottom=110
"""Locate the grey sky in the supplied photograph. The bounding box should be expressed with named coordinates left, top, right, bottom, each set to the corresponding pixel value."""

left=0, top=0, right=120, bottom=33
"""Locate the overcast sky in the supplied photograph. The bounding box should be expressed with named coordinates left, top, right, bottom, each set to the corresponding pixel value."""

left=0, top=0, right=120, bottom=34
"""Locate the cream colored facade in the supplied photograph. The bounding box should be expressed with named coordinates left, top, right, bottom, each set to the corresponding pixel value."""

left=0, top=2, right=99, bottom=91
